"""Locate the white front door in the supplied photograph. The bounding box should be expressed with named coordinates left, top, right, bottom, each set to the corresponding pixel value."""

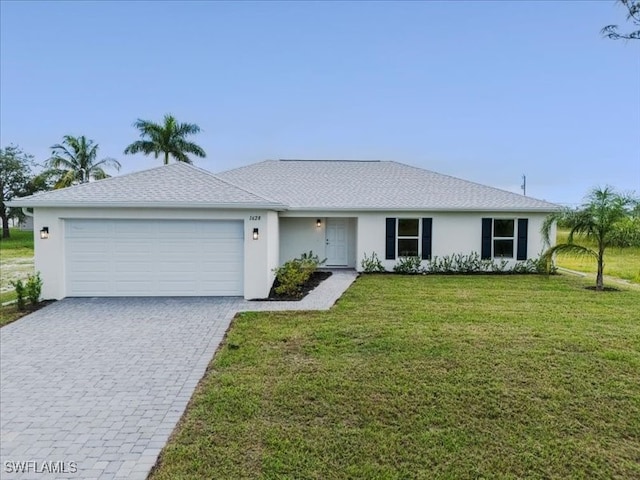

left=326, top=218, right=348, bottom=266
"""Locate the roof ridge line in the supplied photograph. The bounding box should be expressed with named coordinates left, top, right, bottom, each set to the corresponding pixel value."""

left=156, top=162, right=286, bottom=206
left=278, top=159, right=382, bottom=162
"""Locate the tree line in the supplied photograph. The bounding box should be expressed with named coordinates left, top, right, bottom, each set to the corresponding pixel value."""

left=1, top=114, right=205, bottom=238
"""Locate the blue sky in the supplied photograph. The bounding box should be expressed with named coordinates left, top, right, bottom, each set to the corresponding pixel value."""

left=1, top=1, right=638, bottom=205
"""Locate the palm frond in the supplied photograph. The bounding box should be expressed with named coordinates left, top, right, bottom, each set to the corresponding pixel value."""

left=91, top=168, right=110, bottom=181
left=125, top=114, right=206, bottom=164
left=53, top=169, right=78, bottom=189
left=48, top=135, right=117, bottom=187
left=93, top=157, right=121, bottom=171
left=540, top=243, right=597, bottom=275
left=124, top=141, right=157, bottom=156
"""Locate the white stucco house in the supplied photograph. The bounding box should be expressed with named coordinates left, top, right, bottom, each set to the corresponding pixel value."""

left=9, top=160, right=558, bottom=300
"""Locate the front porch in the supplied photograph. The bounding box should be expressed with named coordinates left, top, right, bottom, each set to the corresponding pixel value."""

left=279, top=217, right=357, bottom=268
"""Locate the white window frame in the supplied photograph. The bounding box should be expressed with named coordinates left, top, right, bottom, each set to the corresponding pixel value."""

left=397, top=218, right=420, bottom=257
left=492, top=218, right=515, bottom=258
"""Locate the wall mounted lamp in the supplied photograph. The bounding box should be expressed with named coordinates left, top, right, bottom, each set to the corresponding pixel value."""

left=316, top=219, right=322, bottom=228
left=252, top=228, right=259, bottom=240
left=40, top=227, right=50, bottom=239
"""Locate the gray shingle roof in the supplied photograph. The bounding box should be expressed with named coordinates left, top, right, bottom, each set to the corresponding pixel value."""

left=217, top=160, right=559, bottom=211
left=9, top=162, right=284, bottom=209
left=10, top=159, right=559, bottom=212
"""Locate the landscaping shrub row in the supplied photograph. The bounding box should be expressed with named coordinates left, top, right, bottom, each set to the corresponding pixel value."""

left=361, top=251, right=550, bottom=275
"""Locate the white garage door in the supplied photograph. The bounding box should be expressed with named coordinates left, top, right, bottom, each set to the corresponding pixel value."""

left=65, top=219, right=244, bottom=296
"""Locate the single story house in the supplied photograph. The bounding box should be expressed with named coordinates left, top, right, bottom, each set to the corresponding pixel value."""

left=9, top=160, right=558, bottom=300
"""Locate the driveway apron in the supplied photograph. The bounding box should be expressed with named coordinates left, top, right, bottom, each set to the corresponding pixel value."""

left=0, top=270, right=358, bottom=480
left=1, top=297, right=240, bottom=480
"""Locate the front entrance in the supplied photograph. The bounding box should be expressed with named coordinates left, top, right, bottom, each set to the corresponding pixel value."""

left=325, top=218, right=348, bottom=266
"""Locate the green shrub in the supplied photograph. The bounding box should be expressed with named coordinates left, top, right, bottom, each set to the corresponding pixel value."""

left=511, top=257, right=552, bottom=274
left=26, top=272, right=43, bottom=306
left=361, top=252, right=386, bottom=273
left=10, top=279, right=26, bottom=311
left=273, top=251, right=326, bottom=297
left=393, top=256, right=423, bottom=274
left=411, top=252, right=550, bottom=275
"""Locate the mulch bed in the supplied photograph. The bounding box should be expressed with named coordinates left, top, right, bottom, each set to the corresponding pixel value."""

left=0, top=299, right=57, bottom=328
left=260, top=271, right=333, bottom=301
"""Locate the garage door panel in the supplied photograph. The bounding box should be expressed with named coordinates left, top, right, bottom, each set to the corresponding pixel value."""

left=71, top=242, right=110, bottom=254
left=67, top=221, right=111, bottom=237
left=69, top=281, right=110, bottom=294
left=65, top=220, right=243, bottom=297
left=113, top=242, right=153, bottom=258
left=157, top=222, right=197, bottom=233
left=113, top=264, right=153, bottom=275
left=114, top=222, right=155, bottom=235
left=200, top=263, right=242, bottom=274
left=113, top=282, right=155, bottom=295
left=68, top=255, right=109, bottom=267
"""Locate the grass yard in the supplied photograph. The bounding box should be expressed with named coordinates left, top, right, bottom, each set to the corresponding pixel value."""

left=0, top=229, right=35, bottom=304
left=150, top=274, right=640, bottom=480
left=555, top=229, right=640, bottom=283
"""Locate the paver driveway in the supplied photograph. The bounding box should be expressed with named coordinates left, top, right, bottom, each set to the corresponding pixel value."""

left=0, top=297, right=242, bottom=480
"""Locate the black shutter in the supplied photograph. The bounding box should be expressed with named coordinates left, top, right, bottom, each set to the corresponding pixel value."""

left=421, top=218, right=432, bottom=260
left=481, top=218, right=492, bottom=259
left=385, top=218, right=396, bottom=260
left=517, top=218, right=528, bottom=260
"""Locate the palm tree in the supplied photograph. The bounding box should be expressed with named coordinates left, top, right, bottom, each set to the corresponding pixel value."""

left=123, top=114, right=206, bottom=165
left=46, top=135, right=121, bottom=189
left=541, top=187, right=637, bottom=291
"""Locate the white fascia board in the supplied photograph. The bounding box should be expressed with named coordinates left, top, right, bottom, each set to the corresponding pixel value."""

left=282, top=206, right=561, bottom=213
left=6, top=200, right=289, bottom=211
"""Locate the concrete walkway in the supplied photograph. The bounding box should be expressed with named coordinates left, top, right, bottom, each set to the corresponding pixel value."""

left=0, top=270, right=357, bottom=480
left=242, top=269, right=359, bottom=311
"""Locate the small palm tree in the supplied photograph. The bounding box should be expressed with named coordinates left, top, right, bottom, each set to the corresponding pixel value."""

left=123, top=114, right=206, bottom=165
left=541, top=186, right=636, bottom=291
left=47, top=135, right=121, bottom=189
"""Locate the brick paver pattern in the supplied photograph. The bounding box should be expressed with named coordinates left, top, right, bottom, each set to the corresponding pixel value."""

left=0, top=270, right=357, bottom=480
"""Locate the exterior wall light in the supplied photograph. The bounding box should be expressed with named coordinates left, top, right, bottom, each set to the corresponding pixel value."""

left=40, top=227, right=49, bottom=239
left=252, top=228, right=259, bottom=240
left=316, top=219, right=322, bottom=228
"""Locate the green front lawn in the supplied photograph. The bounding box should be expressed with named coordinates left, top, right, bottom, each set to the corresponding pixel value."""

left=0, top=228, right=34, bottom=256
left=150, top=275, right=640, bottom=480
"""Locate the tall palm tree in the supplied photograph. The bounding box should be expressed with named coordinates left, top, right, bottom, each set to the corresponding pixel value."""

left=541, top=186, right=636, bottom=291
left=123, top=114, right=206, bottom=165
left=47, top=135, right=121, bottom=189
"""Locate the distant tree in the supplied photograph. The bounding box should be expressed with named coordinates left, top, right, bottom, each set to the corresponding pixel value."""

left=46, top=135, right=121, bottom=189
left=601, top=0, right=640, bottom=40
left=123, top=114, right=206, bottom=165
left=541, top=187, right=638, bottom=291
left=1, top=145, right=34, bottom=238
left=8, top=170, right=57, bottom=226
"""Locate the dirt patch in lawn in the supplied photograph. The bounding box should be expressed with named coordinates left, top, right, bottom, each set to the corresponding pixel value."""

left=584, top=286, right=621, bottom=292
left=0, top=256, right=34, bottom=298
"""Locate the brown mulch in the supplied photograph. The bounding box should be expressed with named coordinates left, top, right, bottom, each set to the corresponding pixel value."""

left=261, top=271, right=333, bottom=301
left=0, top=299, right=56, bottom=327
